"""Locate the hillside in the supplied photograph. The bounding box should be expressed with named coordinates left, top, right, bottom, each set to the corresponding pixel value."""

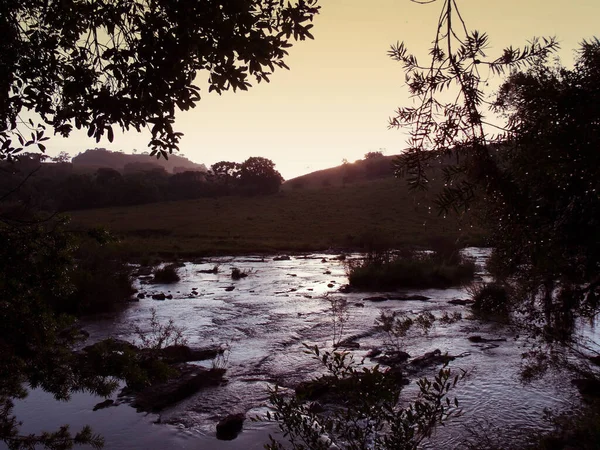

left=68, top=177, right=486, bottom=256
left=283, top=154, right=397, bottom=189
left=72, top=148, right=207, bottom=174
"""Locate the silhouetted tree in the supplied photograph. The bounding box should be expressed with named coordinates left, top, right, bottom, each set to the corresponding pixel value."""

left=0, top=0, right=320, bottom=161
left=391, top=0, right=598, bottom=335
left=364, top=151, right=384, bottom=159
left=210, top=161, right=241, bottom=195
left=239, top=156, right=284, bottom=195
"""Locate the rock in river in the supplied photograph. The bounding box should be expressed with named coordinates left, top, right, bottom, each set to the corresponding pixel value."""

left=363, top=296, right=388, bottom=302
left=132, top=365, right=225, bottom=412
left=216, top=413, right=245, bottom=441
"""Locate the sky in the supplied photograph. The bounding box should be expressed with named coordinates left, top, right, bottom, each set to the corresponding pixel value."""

left=44, top=0, right=599, bottom=180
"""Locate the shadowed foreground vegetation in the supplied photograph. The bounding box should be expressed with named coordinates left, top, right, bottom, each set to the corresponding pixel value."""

left=67, top=178, right=485, bottom=256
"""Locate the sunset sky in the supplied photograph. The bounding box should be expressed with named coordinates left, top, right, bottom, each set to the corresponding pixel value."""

left=44, top=0, right=599, bottom=180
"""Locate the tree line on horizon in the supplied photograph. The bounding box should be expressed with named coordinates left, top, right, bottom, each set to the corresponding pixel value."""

left=0, top=154, right=284, bottom=211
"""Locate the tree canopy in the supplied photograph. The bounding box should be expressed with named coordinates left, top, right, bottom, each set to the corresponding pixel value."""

left=0, top=0, right=319, bottom=160
left=392, top=0, right=599, bottom=332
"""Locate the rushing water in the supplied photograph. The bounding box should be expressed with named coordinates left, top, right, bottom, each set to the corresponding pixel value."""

left=3, top=249, right=587, bottom=449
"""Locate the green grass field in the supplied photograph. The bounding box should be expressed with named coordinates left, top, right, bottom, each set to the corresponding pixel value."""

left=67, top=178, right=486, bottom=257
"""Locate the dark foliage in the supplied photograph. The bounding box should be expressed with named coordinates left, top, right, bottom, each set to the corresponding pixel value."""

left=347, top=247, right=475, bottom=290
left=0, top=0, right=319, bottom=160
left=0, top=221, right=114, bottom=449
left=265, top=345, right=462, bottom=450
left=390, top=0, right=599, bottom=331
left=153, top=264, right=180, bottom=284
left=469, top=282, right=511, bottom=317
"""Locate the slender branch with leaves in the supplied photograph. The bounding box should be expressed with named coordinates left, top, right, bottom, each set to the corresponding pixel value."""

left=390, top=0, right=558, bottom=214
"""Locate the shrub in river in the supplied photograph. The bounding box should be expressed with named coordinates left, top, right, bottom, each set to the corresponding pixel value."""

left=231, top=267, right=248, bottom=280
left=264, top=344, right=463, bottom=450
left=469, top=282, right=511, bottom=317
left=328, top=297, right=349, bottom=347
left=132, top=308, right=188, bottom=352
left=376, top=311, right=438, bottom=353
left=153, top=263, right=181, bottom=283
left=347, top=247, right=475, bottom=290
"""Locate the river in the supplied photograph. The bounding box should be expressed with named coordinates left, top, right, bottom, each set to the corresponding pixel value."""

left=4, top=249, right=588, bottom=449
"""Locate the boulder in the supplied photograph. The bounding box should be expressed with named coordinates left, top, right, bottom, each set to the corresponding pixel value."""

left=363, top=296, right=388, bottom=302
left=137, top=293, right=146, bottom=299
left=216, top=413, right=245, bottom=441
left=366, top=348, right=382, bottom=358
left=572, top=378, right=600, bottom=400
left=409, top=349, right=454, bottom=369
left=93, top=399, right=115, bottom=411
left=334, top=340, right=360, bottom=349
left=589, top=355, right=600, bottom=366
left=468, top=335, right=506, bottom=343
left=156, top=345, right=223, bottom=364
left=133, top=365, right=225, bottom=412
left=448, top=299, right=474, bottom=305
left=273, top=255, right=291, bottom=261
left=225, top=286, right=235, bottom=292
left=152, top=293, right=166, bottom=300
left=387, top=294, right=430, bottom=301
left=338, top=284, right=355, bottom=293
left=376, top=351, right=411, bottom=366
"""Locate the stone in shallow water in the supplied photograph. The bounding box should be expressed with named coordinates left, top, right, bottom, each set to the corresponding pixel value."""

left=363, top=296, right=388, bottom=302
left=93, top=399, right=115, bottom=411
left=216, top=413, right=245, bottom=440
left=132, top=365, right=225, bottom=412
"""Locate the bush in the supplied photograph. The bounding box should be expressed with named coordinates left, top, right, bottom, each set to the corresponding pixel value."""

left=347, top=248, right=475, bottom=290
left=153, top=264, right=181, bottom=283
left=469, top=282, right=511, bottom=317
left=264, top=345, right=463, bottom=450
left=231, top=267, right=248, bottom=280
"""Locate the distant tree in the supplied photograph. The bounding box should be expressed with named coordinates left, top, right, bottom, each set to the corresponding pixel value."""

left=51, top=152, right=71, bottom=163
left=210, top=161, right=242, bottom=195
left=211, top=161, right=242, bottom=179
left=364, top=151, right=384, bottom=160
left=1, top=0, right=320, bottom=161
left=95, top=168, right=122, bottom=186
left=168, top=170, right=208, bottom=200
left=123, top=162, right=163, bottom=174
left=239, top=156, right=284, bottom=195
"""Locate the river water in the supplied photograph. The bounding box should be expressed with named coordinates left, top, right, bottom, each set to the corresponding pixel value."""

left=4, top=249, right=588, bottom=449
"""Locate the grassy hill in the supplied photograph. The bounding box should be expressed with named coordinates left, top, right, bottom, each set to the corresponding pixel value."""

left=283, top=154, right=397, bottom=189
left=68, top=176, right=486, bottom=257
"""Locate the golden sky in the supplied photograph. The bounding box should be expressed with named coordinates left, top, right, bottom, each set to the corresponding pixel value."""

left=46, top=0, right=599, bottom=179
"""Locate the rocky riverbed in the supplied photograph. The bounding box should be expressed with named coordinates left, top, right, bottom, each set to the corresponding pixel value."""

left=3, top=248, right=592, bottom=449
